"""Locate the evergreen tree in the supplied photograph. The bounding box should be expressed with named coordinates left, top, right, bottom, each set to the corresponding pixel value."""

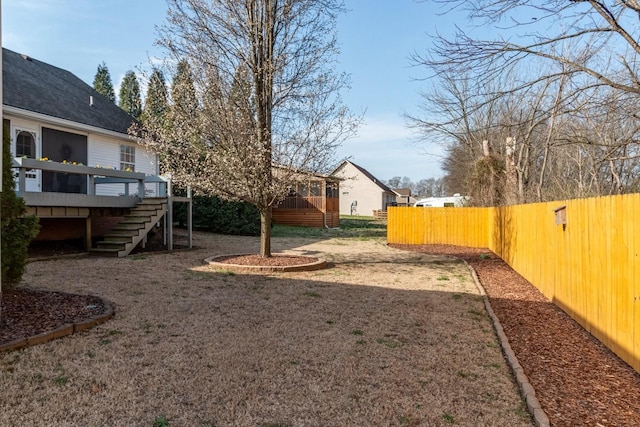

left=229, top=63, right=255, bottom=125
left=165, top=60, right=200, bottom=172
left=171, top=60, right=198, bottom=117
left=1, top=122, right=39, bottom=289
left=118, top=70, right=142, bottom=120
left=142, top=68, right=169, bottom=127
left=93, top=62, right=116, bottom=102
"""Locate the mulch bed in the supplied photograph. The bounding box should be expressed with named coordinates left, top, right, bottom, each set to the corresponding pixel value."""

left=390, top=243, right=640, bottom=427
left=213, top=254, right=317, bottom=267
left=0, top=290, right=107, bottom=344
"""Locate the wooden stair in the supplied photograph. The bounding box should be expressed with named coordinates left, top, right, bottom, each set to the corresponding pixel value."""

left=90, top=198, right=168, bottom=257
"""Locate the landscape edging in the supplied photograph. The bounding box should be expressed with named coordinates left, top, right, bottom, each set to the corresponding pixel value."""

left=204, top=253, right=327, bottom=272
left=462, top=260, right=551, bottom=427
left=0, top=295, right=114, bottom=353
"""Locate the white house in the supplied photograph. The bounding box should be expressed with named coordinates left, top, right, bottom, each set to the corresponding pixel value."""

left=331, top=160, right=396, bottom=217
left=3, top=48, right=169, bottom=256
left=3, top=48, right=158, bottom=196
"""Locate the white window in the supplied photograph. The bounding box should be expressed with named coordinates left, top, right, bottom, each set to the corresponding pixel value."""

left=16, top=130, right=36, bottom=158
left=120, top=145, right=135, bottom=171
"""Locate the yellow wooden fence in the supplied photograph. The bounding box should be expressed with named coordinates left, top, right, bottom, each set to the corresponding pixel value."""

left=388, top=194, right=640, bottom=372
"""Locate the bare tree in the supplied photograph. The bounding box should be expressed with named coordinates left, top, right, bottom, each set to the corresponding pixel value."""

left=415, top=177, right=446, bottom=197
left=556, top=86, right=640, bottom=196
left=422, top=1, right=640, bottom=98
left=400, top=176, right=414, bottom=191
left=386, top=176, right=402, bottom=188
left=411, top=1, right=640, bottom=203
left=138, top=0, right=358, bottom=256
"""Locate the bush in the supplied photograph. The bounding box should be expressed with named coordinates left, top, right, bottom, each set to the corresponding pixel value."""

left=174, top=193, right=260, bottom=236
left=2, top=123, right=40, bottom=287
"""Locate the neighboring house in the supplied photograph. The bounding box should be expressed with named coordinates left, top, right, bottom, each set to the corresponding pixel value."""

left=331, top=160, right=396, bottom=217
left=393, top=188, right=417, bottom=207
left=3, top=48, right=167, bottom=256
left=272, top=172, right=340, bottom=228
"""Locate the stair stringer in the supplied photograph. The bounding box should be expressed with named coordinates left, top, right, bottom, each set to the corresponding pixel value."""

left=116, top=202, right=167, bottom=257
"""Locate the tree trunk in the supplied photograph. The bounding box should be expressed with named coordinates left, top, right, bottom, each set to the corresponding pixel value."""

left=505, top=137, right=518, bottom=204
left=260, top=206, right=272, bottom=257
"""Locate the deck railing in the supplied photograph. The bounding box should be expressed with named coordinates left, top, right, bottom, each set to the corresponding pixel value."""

left=275, top=196, right=339, bottom=211
left=12, top=157, right=148, bottom=198
left=13, top=158, right=193, bottom=250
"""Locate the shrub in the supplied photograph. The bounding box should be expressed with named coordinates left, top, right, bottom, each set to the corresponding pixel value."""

left=174, top=193, right=260, bottom=236
left=1, top=123, right=40, bottom=287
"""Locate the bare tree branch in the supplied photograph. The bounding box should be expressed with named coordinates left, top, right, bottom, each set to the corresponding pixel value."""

left=136, top=0, right=358, bottom=256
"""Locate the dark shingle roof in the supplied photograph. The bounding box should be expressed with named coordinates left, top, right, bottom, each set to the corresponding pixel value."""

left=3, top=48, right=135, bottom=134
left=333, top=160, right=394, bottom=193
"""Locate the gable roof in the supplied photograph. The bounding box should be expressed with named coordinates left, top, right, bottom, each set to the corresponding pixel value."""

left=332, top=160, right=394, bottom=193
left=2, top=48, right=135, bottom=135
left=393, top=188, right=412, bottom=197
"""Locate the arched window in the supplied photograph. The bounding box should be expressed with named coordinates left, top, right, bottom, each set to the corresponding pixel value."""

left=16, top=130, right=36, bottom=158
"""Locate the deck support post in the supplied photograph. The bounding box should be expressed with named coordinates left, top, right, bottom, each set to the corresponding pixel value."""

left=85, top=216, right=92, bottom=250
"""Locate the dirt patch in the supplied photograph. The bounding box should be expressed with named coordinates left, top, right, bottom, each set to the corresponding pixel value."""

left=0, top=233, right=531, bottom=426
left=390, top=243, right=640, bottom=427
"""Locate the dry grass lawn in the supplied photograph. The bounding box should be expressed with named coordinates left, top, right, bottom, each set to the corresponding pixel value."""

left=0, top=232, right=532, bottom=426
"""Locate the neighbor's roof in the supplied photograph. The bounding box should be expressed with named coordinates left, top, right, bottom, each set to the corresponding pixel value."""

left=2, top=48, right=135, bottom=135
left=272, top=164, right=339, bottom=181
left=393, top=188, right=412, bottom=197
left=332, top=160, right=394, bottom=193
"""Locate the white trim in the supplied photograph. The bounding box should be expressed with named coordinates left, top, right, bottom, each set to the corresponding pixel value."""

left=12, top=125, right=42, bottom=191
left=3, top=105, right=133, bottom=141
left=40, top=122, right=89, bottom=137
left=12, top=125, right=40, bottom=157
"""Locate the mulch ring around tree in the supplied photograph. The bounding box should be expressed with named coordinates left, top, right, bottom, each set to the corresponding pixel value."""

left=205, top=253, right=327, bottom=272
left=389, top=243, right=640, bottom=427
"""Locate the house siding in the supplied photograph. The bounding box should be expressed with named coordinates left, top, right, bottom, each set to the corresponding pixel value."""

left=6, top=122, right=160, bottom=197
left=334, top=162, right=392, bottom=217
left=89, top=137, right=159, bottom=197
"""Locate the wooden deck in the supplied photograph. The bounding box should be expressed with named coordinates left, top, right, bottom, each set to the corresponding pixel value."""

left=12, top=158, right=191, bottom=253
left=272, top=195, right=340, bottom=228
left=22, top=192, right=140, bottom=209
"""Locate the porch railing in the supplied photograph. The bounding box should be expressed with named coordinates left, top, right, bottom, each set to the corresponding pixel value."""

left=12, top=158, right=193, bottom=250
left=12, top=157, right=148, bottom=198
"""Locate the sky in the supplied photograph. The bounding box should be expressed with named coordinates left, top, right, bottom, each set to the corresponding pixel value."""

left=2, top=0, right=463, bottom=184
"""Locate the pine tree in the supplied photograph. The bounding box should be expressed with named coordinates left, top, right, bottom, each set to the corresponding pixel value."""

left=93, top=62, right=116, bottom=102
left=118, top=70, right=142, bottom=120
left=142, top=68, right=169, bottom=127
left=1, top=122, right=39, bottom=289
left=161, top=61, right=201, bottom=174
left=171, top=60, right=198, bottom=120
left=225, top=64, right=257, bottom=160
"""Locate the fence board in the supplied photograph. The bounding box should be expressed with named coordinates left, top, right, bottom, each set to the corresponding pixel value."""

left=387, top=194, right=640, bottom=373
left=628, top=196, right=640, bottom=372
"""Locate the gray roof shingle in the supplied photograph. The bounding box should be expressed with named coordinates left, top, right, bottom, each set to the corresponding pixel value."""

left=2, top=48, right=135, bottom=135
